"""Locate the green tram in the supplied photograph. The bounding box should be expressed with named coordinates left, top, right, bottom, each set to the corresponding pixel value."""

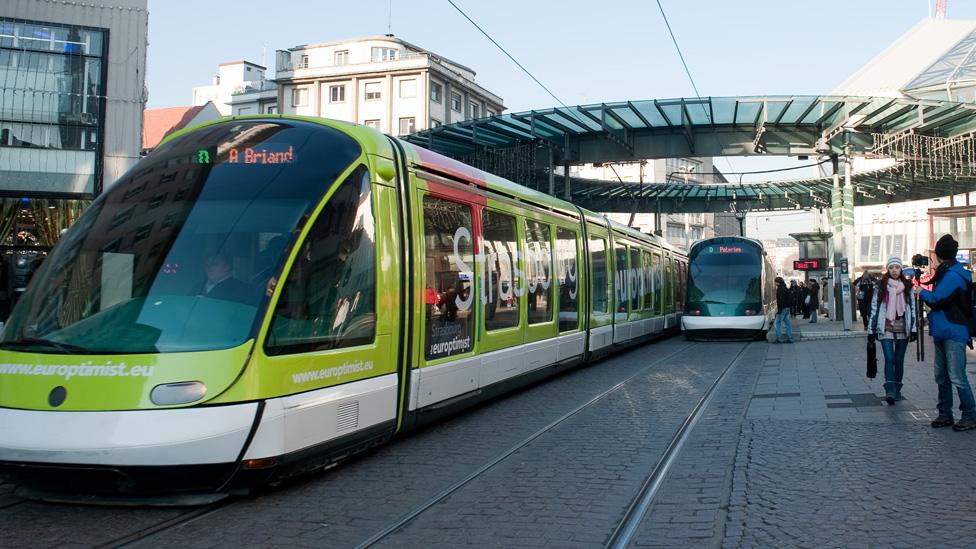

left=0, top=117, right=687, bottom=502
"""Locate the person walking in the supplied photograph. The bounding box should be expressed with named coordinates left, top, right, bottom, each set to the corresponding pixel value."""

left=867, top=258, right=917, bottom=404
left=773, top=276, right=795, bottom=344
left=807, top=279, right=820, bottom=323
left=918, top=234, right=976, bottom=431
left=854, top=271, right=877, bottom=329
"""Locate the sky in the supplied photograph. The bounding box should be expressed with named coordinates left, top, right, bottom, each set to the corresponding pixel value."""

left=144, top=0, right=976, bottom=238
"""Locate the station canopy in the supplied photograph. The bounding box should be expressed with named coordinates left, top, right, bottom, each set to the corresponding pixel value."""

left=403, top=95, right=976, bottom=213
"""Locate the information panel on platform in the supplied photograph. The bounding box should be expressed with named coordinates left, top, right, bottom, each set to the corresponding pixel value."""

left=794, top=258, right=827, bottom=271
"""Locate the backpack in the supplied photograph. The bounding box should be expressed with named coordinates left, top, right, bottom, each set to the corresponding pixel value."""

left=967, top=280, right=976, bottom=338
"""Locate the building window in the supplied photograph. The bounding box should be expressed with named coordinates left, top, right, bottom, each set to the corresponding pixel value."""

left=399, top=79, right=416, bottom=98
left=365, top=82, right=382, bottom=101
left=486, top=110, right=495, bottom=117
left=666, top=223, right=685, bottom=242
left=364, top=119, right=381, bottom=130
left=470, top=103, right=480, bottom=119
left=665, top=157, right=702, bottom=184
left=430, top=119, right=442, bottom=128
left=451, top=92, right=462, bottom=112
left=371, top=47, right=397, bottom=62
left=236, top=107, right=252, bottom=115
left=299, top=54, right=309, bottom=69
left=399, top=117, right=416, bottom=135
left=334, top=50, right=349, bottom=65
left=430, top=81, right=443, bottom=103
left=329, top=84, right=345, bottom=103
left=266, top=105, right=277, bottom=114
left=292, top=87, right=308, bottom=107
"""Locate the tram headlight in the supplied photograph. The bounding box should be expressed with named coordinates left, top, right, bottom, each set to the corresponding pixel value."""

left=150, top=381, right=207, bottom=406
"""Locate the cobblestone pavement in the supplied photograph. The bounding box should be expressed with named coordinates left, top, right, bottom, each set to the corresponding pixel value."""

left=0, top=337, right=745, bottom=548
left=629, top=315, right=976, bottom=548
left=4, top=321, right=975, bottom=549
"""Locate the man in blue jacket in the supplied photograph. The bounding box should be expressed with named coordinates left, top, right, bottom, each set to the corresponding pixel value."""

left=918, top=234, right=976, bottom=431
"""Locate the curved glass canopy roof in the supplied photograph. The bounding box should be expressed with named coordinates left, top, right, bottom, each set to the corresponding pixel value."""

left=403, top=95, right=976, bottom=212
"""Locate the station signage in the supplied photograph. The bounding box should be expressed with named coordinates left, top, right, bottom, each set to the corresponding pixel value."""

left=793, top=258, right=826, bottom=271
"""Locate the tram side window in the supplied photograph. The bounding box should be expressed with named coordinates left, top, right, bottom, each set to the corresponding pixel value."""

left=652, top=252, right=663, bottom=315
left=267, top=166, right=375, bottom=354
left=525, top=220, right=552, bottom=324
left=643, top=250, right=653, bottom=312
left=423, top=196, right=475, bottom=360
left=590, top=237, right=609, bottom=314
left=677, top=261, right=687, bottom=312
left=614, top=244, right=628, bottom=320
left=556, top=227, right=578, bottom=332
left=629, top=248, right=641, bottom=312
left=482, top=209, right=519, bottom=331
left=666, top=256, right=675, bottom=311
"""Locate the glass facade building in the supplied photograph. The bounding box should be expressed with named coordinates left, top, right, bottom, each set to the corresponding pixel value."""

left=0, top=17, right=107, bottom=196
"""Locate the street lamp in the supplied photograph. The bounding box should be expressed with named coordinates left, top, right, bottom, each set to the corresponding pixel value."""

left=735, top=211, right=746, bottom=236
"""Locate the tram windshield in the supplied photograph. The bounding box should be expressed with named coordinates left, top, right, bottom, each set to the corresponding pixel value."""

left=0, top=120, right=362, bottom=353
left=687, top=241, right=762, bottom=311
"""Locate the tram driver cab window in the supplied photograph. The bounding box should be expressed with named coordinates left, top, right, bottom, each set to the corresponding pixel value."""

left=267, top=165, right=376, bottom=354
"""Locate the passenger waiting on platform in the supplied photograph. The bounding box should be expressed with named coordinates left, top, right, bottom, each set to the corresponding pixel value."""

left=854, top=271, right=877, bottom=329
left=773, top=277, right=795, bottom=344
left=789, top=280, right=801, bottom=317
left=867, top=257, right=917, bottom=404
left=806, top=279, right=820, bottom=323
left=917, top=234, right=976, bottom=431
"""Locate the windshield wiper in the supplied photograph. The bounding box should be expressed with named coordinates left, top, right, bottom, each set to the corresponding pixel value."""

left=697, top=299, right=726, bottom=304
left=0, top=337, right=93, bottom=354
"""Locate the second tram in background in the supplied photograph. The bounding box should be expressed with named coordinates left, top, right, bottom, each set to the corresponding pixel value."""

left=681, top=236, right=775, bottom=340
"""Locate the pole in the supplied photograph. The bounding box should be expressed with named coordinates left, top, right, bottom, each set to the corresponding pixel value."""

left=915, top=268, right=925, bottom=361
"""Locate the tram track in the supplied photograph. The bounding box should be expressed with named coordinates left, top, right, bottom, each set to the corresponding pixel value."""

left=354, top=340, right=706, bottom=549
left=605, top=341, right=752, bottom=548
left=99, top=500, right=231, bottom=549
left=2, top=338, right=744, bottom=548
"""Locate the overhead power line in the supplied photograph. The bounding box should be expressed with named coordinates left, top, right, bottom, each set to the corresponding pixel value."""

left=654, top=0, right=736, bottom=174
left=445, top=0, right=572, bottom=112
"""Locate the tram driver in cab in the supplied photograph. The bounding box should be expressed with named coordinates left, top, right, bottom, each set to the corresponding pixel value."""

left=200, top=252, right=254, bottom=304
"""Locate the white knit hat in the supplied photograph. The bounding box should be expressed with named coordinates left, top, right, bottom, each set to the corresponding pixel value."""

left=886, top=256, right=903, bottom=269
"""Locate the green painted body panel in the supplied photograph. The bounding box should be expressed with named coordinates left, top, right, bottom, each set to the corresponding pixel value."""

left=0, top=114, right=687, bottom=417
left=0, top=342, right=252, bottom=411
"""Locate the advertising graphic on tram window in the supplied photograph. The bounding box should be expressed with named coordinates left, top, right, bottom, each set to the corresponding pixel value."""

left=424, top=197, right=475, bottom=360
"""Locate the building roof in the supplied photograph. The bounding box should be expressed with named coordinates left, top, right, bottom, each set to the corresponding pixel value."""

left=832, top=18, right=976, bottom=97
left=142, top=103, right=214, bottom=150
left=286, top=35, right=479, bottom=77
left=218, top=60, right=266, bottom=69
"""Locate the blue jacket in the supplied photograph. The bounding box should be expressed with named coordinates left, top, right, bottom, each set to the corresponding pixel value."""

left=920, top=261, right=971, bottom=343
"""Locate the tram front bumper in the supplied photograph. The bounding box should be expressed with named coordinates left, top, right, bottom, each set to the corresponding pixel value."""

left=681, top=315, right=768, bottom=338
left=0, top=403, right=260, bottom=500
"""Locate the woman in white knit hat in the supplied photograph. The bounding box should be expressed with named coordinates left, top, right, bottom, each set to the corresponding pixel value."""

left=867, top=256, right=918, bottom=404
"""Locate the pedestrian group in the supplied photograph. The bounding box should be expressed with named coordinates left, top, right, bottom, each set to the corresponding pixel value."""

left=772, top=234, right=976, bottom=432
